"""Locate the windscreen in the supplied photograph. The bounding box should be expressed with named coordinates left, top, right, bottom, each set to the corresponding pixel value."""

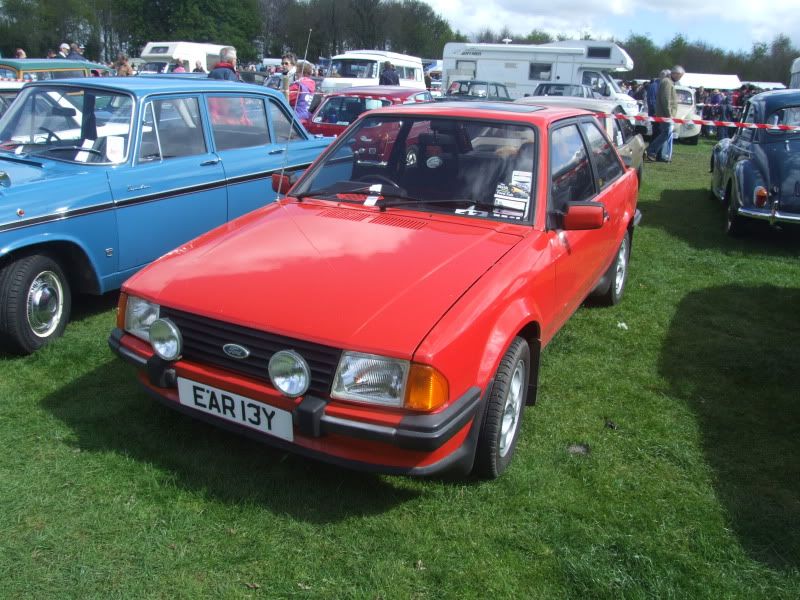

left=328, top=59, right=378, bottom=79
left=293, top=115, right=537, bottom=223
left=312, top=96, right=391, bottom=126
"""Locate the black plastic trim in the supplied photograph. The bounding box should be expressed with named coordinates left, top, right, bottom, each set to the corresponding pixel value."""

left=108, top=327, right=147, bottom=368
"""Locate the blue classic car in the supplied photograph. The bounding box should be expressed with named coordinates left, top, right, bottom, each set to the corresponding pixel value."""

left=710, top=89, right=800, bottom=235
left=0, top=77, right=330, bottom=353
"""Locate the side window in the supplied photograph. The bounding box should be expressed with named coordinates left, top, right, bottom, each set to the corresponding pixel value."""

left=582, top=71, right=607, bottom=96
left=208, top=96, right=270, bottom=151
left=550, top=124, right=595, bottom=213
left=0, top=68, right=16, bottom=79
left=529, top=63, right=552, bottom=80
left=580, top=121, right=624, bottom=189
left=268, top=99, right=304, bottom=143
left=139, top=97, right=206, bottom=160
left=489, top=84, right=499, bottom=97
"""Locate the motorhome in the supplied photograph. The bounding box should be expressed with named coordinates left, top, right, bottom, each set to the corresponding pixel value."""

left=139, top=41, right=235, bottom=74
left=320, top=50, right=425, bottom=93
left=791, top=57, right=800, bottom=89
left=442, top=40, right=639, bottom=114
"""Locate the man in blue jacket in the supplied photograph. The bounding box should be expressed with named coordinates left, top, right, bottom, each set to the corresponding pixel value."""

left=208, top=48, right=239, bottom=81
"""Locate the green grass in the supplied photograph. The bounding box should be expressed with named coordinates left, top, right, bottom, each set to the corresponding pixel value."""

left=2, top=139, right=799, bottom=598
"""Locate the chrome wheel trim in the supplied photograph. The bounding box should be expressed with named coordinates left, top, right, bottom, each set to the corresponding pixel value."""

left=499, top=359, right=525, bottom=458
left=406, top=149, right=417, bottom=167
left=27, top=270, right=64, bottom=338
left=614, top=237, right=628, bottom=296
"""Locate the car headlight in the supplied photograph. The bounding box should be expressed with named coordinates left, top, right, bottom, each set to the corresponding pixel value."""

left=149, top=318, right=182, bottom=361
left=269, top=350, right=311, bottom=397
left=332, top=352, right=448, bottom=411
left=124, top=295, right=160, bottom=341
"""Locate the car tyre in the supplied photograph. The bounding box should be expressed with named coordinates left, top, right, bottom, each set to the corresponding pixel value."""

left=474, top=337, right=530, bottom=479
left=0, top=254, right=71, bottom=354
left=592, top=232, right=630, bottom=306
left=685, top=134, right=699, bottom=146
left=725, top=185, right=748, bottom=237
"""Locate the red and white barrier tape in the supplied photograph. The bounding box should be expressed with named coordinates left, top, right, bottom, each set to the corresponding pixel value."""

left=599, top=112, right=800, bottom=132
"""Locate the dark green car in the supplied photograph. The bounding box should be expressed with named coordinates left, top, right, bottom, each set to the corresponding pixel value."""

left=0, top=58, right=113, bottom=81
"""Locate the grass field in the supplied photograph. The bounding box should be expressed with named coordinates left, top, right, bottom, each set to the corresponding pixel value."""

left=1, top=139, right=799, bottom=598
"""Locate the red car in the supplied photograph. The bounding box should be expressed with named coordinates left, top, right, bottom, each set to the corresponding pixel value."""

left=109, top=102, right=640, bottom=478
left=305, top=85, right=432, bottom=136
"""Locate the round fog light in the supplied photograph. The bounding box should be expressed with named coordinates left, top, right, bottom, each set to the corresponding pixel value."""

left=149, top=318, right=182, bottom=361
left=268, top=350, right=310, bottom=397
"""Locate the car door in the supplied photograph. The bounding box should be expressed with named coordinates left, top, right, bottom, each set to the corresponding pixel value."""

left=206, top=93, right=285, bottom=220
left=546, top=121, right=611, bottom=323
left=108, top=95, right=227, bottom=272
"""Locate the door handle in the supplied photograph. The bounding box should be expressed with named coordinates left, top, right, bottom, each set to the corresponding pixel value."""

left=200, top=158, right=220, bottom=166
left=268, top=148, right=285, bottom=155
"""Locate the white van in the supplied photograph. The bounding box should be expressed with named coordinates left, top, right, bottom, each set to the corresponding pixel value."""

left=442, top=40, right=639, bottom=114
left=791, top=57, right=800, bottom=89
left=320, top=50, right=425, bottom=93
left=139, top=41, right=235, bottom=74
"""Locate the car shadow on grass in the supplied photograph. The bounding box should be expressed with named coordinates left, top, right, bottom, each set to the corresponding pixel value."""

left=642, top=188, right=800, bottom=256
left=40, top=360, right=421, bottom=523
left=659, top=284, right=800, bottom=569
left=70, top=291, right=120, bottom=323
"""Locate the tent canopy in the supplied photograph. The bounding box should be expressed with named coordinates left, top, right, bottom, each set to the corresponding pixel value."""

left=680, top=72, right=742, bottom=90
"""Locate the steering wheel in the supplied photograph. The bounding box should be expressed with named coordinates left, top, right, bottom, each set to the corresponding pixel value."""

left=355, top=174, right=407, bottom=195
left=38, top=127, right=61, bottom=143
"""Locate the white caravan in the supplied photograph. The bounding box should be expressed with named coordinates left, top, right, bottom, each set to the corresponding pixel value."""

left=139, top=41, right=235, bottom=74
left=791, top=57, right=800, bottom=89
left=442, top=40, right=639, bottom=114
left=321, top=50, right=425, bottom=93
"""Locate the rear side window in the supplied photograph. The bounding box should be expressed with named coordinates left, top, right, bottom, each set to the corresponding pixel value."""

left=208, top=96, right=269, bottom=151
left=580, top=121, right=624, bottom=189
left=550, top=124, right=595, bottom=211
left=140, top=97, right=206, bottom=160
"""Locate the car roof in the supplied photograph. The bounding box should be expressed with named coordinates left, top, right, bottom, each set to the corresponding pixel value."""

left=515, top=96, right=623, bottom=113
left=363, top=101, right=587, bottom=124
left=325, top=85, right=423, bottom=98
left=747, top=88, right=800, bottom=116
left=0, top=58, right=111, bottom=71
left=22, top=76, right=287, bottom=98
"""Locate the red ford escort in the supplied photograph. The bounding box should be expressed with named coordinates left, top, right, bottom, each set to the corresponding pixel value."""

left=109, top=102, right=640, bottom=478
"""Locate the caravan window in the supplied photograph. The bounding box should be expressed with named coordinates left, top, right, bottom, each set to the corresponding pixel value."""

left=328, top=59, right=378, bottom=79
left=529, top=63, right=552, bottom=81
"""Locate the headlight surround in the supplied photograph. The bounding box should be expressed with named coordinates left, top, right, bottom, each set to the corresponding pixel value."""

left=332, top=352, right=410, bottom=407
left=124, top=295, right=160, bottom=341
left=268, top=350, right=311, bottom=397
left=149, top=318, right=182, bottom=361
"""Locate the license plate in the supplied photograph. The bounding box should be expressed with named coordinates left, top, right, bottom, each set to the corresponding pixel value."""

left=177, top=377, right=294, bottom=442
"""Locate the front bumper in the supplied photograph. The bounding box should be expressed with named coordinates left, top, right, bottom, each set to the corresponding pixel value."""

left=109, top=328, right=486, bottom=476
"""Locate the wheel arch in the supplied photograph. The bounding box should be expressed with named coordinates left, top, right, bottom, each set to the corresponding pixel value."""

left=0, top=238, right=101, bottom=295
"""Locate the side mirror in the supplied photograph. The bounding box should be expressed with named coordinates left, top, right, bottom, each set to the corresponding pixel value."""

left=620, top=153, right=633, bottom=168
left=271, top=173, right=292, bottom=194
left=563, top=202, right=605, bottom=230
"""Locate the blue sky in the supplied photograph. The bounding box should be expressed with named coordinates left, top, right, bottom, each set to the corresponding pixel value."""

left=423, top=1, right=800, bottom=54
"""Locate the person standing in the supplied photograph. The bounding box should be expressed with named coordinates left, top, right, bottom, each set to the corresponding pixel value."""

left=647, top=65, right=684, bottom=163
left=173, top=60, right=186, bottom=73
left=379, top=61, right=399, bottom=85
left=66, top=43, right=87, bottom=61
left=288, top=60, right=316, bottom=121
left=14, top=48, right=26, bottom=59
left=208, top=47, right=238, bottom=81
left=115, top=54, right=133, bottom=76
left=57, top=43, right=69, bottom=59
left=193, top=60, right=205, bottom=73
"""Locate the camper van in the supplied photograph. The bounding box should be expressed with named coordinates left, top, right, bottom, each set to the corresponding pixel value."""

left=791, top=57, right=800, bottom=89
left=139, top=41, right=235, bottom=74
left=320, top=50, right=425, bottom=93
left=442, top=40, right=639, bottom=114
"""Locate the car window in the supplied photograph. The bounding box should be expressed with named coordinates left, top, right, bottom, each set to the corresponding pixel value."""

left=765, top=105, right=800, bottom=137
left=208, top=96, right=270, bottom=151
left=267, top=99, right=304, bottom=142
left=0, top=68, right=16, bottom=79
left=676, top=89, right=693, bottom=105
left=582, top=71, right=608, bottom=97
left=737, top=104, right=756, bottom=142
left=550, top=124, right=595, bottom=213
left=580, top=120, right=624, bottom=189
left=139, top=97, right=206, bottom=161
left=313, top=96, right=389, bottom=125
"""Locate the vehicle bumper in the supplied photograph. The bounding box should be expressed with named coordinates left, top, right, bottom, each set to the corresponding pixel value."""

left=737, top=206, right=800, bottom=225
left=108, top=328, right=486, bottom=476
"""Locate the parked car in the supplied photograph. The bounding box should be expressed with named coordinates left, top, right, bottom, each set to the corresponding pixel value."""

left=636, top=84, right=700, bottom=144
left=0, top=77, right=330, bottom=353
left=0, top=58, right=113, bottom=81
left=444, top=80, right=512, bottom=101
left=532, top=83, right=601, bottom=99
left=0, top=80, right=25, bottom=118
left=516, top=96, right=646, bottom=186
left=710, top=89, right=800, bottom=235
left=305, top=85, right=433, bottom=136
left=109, top=101, right=640, bottom=478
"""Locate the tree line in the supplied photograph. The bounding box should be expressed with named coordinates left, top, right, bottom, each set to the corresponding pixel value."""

left=0, top=0, right=797, bottom=84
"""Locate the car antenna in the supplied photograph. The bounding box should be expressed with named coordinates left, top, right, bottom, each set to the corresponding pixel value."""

left=276, top=28, right=313, bottom=203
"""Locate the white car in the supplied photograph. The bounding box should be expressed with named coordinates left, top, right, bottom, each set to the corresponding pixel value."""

left=638, top=84, right=701, bottom=144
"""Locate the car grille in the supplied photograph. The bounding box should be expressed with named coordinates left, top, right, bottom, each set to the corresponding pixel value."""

left=160, top=307, right=342, bottom=396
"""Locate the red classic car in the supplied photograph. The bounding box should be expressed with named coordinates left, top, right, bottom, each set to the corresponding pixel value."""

left=109, top=102, right=640, bottom=478
left=305, top=85, right=432, bottom=136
